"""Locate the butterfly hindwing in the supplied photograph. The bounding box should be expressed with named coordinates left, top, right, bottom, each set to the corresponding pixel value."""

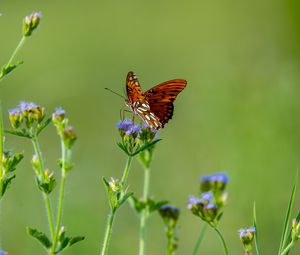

left=144, top=79, right=187, bottom=127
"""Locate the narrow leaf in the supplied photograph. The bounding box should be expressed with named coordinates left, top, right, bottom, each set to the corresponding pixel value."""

left=116, top=142, right=130, bottom=156
left=130, top=139, right=161, bottom=156
left=5, top=129, right=31, bottom=138
left=27, top=227, right=52, bottom=249
left=279, top=175, right=298, bottom=253
left=253, top=202, right=261, bottom=255
left=119, top=192, right=134, bottom=207
left=37, top=117, right=51, bottom=136
left=68, top=236, right=85, bottom=246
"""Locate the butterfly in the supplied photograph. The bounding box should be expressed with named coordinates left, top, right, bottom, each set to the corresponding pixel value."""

left=125, top=71, right=187, bottom=130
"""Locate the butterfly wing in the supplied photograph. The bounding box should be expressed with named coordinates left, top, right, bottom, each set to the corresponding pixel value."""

left=144, top=79, right=187, bottom=127
left=126, top=71, right=145, bottom=103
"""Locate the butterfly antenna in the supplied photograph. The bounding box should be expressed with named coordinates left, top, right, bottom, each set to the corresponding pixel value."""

left=105, top=88, right=126, bottom=100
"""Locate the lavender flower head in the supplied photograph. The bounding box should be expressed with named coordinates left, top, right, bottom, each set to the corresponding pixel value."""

left=239, top=227, right=256, bottom=239
left=201, top=172, right=228, bottom=192
left=117, top=119, right=141, bottom=137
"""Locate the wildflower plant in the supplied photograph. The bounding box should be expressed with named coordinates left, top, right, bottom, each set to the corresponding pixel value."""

left=0, top=11, right=41, bottom=81
left=101, top=120, right=162, bottom=255
left=159, top=205, right=180, bottom=255
left=6, top=103, right=84, bottom=254
left=188, top=172, right=229, bottom=255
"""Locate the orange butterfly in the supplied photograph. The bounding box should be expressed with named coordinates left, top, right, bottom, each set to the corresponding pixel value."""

left=125, top=71, right=187, bottom=130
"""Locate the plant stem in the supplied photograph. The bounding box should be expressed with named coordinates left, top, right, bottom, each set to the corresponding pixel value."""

left=280, top=241, right=294, bottom=255
left=101, top=209, right=116, bottom=255
left=213, top=227, right=228, bottom=255
left=100, top=156, right=133, bottom=255
left=121, top=156, right=133, bottom=186
left=166, top=226, right=175, bottom=255
left=0, top=101, right=3, bottom=178
left=139, top=166, right=150, bottom=255
left=0, top=36, right=26, bottom=81
left=50, top=141, right=69, bottom=254
left=31, top=136, right=55, bottom=240
left=192, top=224, right=207, bottom=255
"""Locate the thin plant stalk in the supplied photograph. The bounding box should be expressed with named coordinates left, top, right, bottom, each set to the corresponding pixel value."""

left=213, top=226, right=228, bottom=255
left=100, top=155, right=133, bottom=255
left=50, top=141, right=69, bottom=254
left=139, top=166, right=150, bottom=255
left=31, top=136, right=55, bottom=240
left=0, top=36, right=26, bottom=81
left=0, top=102, right=3, bottom=249
left=192, top=224, right=207, bottom=255
left=280, top=241, right=294, bottom=255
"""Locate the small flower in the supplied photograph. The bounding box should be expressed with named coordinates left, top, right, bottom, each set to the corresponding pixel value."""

left=52, top=107, right=66, bottom=126
left=23, top=12, right=41, bottom=36
left=139, top=123, right=158, bottom=142
left=159, top=205, right=180, bottom=227
left=201, top=172, right=228, bottom=192
left=8, top=108, right=23, bottom=128
left=239, top=227, right=255, bottom=252
left=108, top=178, right=121, bottom=193
left=0, top=251, right=7, bottom=255
left=18, top=101, right=45, bottom=125
left=62, top=126, right=77, bottom=149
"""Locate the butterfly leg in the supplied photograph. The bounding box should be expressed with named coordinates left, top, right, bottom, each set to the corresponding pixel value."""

left=120, top=106, right=132, bottom=120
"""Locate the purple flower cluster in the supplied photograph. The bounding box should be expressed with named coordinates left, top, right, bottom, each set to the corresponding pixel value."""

left=187, top=172, right=229, bottom=225
left=8, top=101, right=45, bottom=128
left=239, top=227, right=256, bottom=252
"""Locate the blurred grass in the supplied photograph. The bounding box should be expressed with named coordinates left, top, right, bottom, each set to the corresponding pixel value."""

left=1, top=0, right=300, bottom=254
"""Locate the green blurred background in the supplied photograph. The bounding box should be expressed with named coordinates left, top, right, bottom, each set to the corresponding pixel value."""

left=1, top=0, right=300, bottom=254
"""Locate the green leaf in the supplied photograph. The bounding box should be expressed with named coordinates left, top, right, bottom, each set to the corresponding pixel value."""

left=253, top=202, right=261, bottom=255
left=27, top=227, right=52, bottom=249
left=3, top=152, right=24, bottom=173
left=130, top=139, right=161, bottom=156
left=116, top=142, right=130, bottom=156
left=0, top=174, right=16, bottom=198
left=0, top=61, right=23, bottom=80
left=5, top=128, right=32, bottom=138
left=149, top=199, right=168, bottom=213
left=119, top=191, right=134, bottom=207
left=68, top=236, right=85, bottom=246
left=37, top=117, right=51, bottom=136
left=279, top=174, right=298, bottom=254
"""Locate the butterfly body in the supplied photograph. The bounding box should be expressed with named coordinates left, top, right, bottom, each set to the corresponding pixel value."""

left=125, top=71, right=187, bottom=129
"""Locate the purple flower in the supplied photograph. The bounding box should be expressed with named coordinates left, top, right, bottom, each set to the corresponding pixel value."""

left=187, top=196, right=201, bottom=210
left=117, top=120, right=141, bottom=137
left=201, top=172, right=228, bottom=192
left=239, top=227, right=256, bottom=239
left=0, top=251, right=7, bottom=255
left=200, top=191, right=213, bottom=202
left=52, top=107, right=66, bottom=125
left=159, top=205, right=180, bottom=223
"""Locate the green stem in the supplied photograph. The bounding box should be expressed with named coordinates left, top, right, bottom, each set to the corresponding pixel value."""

left=280, top=241, right=294, bottom=255
left=31, top=136, right=55, bottom=240
left=50, top=141, right=68, bottom=254
left=101, top=209, right=116, bottom=255
left=192, top=224, right=207, bottom=255
left=100, top=156, right=133, bottom=255
left=121, top=156, right=133, bottom=186
left=0, top=36, right=26, bottom=81
left=167, top=227, right=175, bottom=255
left=213, top=227, right=228, bottom=255
left=139, top=166, right=150, bottom=255
left=0, top=101, right=3, bottom=178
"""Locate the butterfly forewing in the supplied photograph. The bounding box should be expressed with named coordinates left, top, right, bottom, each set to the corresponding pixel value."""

left=125, top=71, right=187, bottom=129
left=126, top=71, right=145, bottom=103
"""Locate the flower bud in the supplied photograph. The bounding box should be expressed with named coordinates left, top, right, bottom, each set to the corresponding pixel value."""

left=201, top=173, right=228, bottom=192
left=292, top=218, right=300, bottom=241
left=108, top=177, right=122, bottom=193
left=52, top=107, right=66, bottom=126
left=23, top=12, right=41, bottom=37
left=62, top=126, right=77, bottom=149
left=239, top=227, right=255, bottom=252
left=8, top=108, right=23, bottom=129
left=159, top=205, right=180, bottom=227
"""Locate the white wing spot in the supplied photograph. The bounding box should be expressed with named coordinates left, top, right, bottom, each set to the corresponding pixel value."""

left=145, top=115, right=150, bottom=120
left=135, top=81, right=139, bottom=85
